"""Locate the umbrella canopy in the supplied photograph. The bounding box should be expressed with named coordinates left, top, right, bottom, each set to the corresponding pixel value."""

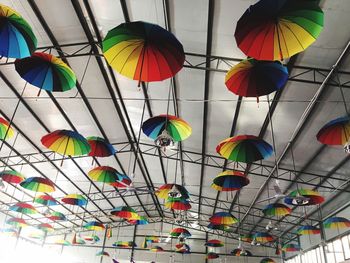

left=205, top=239, right=224, bottom=247
left=149, top=246, right=164, bottom=252
left=102, top=21, right=185, bottom=84
left=317, top=116, right=350, bottom=146
left=0, top=228, right=18, bottom=237
left=83, top=235, right=100, bottom=243
left=211, top=171, right=249, bottom=192
left=0, top=4, right=37, bottom=59
left=110, top=206, right=139, bottom=220
left=261, top=258, right=276, bottom=263
left=15, top=52, right=76, bottom=92
left=62, top=194, right=87, bottom=206
left=27, top=232, right=44, bottom=240
left=41, top=130, right=91, bottom=157
left=240, top=234, right=253, bottom=243
left=0, top=170, right=25, bottom=184
left=0, top=118, right=15, bottom=140
left=84, top=221, right=105, bottom=231
left=210, top=212, right=238, bottom=226
left=34, top=194, right=58, bottom=206
left=176, top=243, right=191, bottom=254
left=142, top=236, right=160, bottom=248
left=46, top=211, right=67, bottom=221
left=96, top=251, right=110, bottom=257
left=88, top=166, right=126, bottom=185
left=235, top=0, right=324, bottom=61
left=165, top=197, right=191, bottom=211
left=323, top=217, right=350, bottom=229
left=113, top=241, right=137, bottom=248
left=10, top=202, right=37, bottom=215
left=225, top=59, right=288, bottom=98
left=231, top=249, right=253, bottom=256
left=282, top=243, right=300, bottom=252
left=109, top=173, right=132, bottom=188
left=207, top=223, right=233, bottom=232
left=20, top=177, right=55, bottom=192
left=284, top=189, right=324, bottom=206
left=156, top=184, right=190, bottom=199
left=127, top=216, right=149, bottom=225
left=142, top=115, right=192, bottom=142
left=262, top=203, right=291, bottom=216
left=216, top=135, right=273, bottom=163
left=55, top=239, right=71, bottom=246
left=37, top=223, right=54, bottom=232
left=297, top=225, right=321, bottom=235
left=253, top=232, right=274, bottom=243
left=207, top=252, right=219, bottom=259
left=170, top=228, right=191, bottom=238
left=6, top=217, right=28, bottom=228
left=87, top=136, right=116, bottom=157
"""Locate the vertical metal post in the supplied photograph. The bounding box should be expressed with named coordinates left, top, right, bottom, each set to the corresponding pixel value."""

left=130, top=225, right=137, bottom=262
left=205, top=232, right=208, bottom=263
left=100, top=227, right=108, bottom=263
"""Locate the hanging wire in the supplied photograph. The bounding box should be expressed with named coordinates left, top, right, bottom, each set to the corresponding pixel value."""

left=336, top=72, right=349, bottom=116
left=267, top=95, right=279, bottom=179
left=72, top=50, right=93, bottom=98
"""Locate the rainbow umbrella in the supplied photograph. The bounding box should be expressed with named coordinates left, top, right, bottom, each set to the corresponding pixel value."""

left=74, top=237, right=86, bottom=245
left=0, top=228, right=17, bottom=236
left=170, top=228, right=191, bottom=238
left=142, top=236, right=160, bottom=248
left=46, top=211, right=67, bottom=221
left=20, top=177, right=55, bottom=192
left=235, top=0, right=324, bottom=61
left=0, top=170, right=25, bottom=184
left=15, top=52, right=76, bottom=92
left=34, top=194, right=58, bottom=206
left=297, top=225, right=320, bottom=235
left=96, top=251, right=110, bottom=257
left=317, top=116, right=350, bottom=149
left=231, top=249, right=253, bottom=257
left=83, top=235, right=100, bottom=243
left=102, top=21, right=185, bottom=85
left=84, top=221, right=105, bottom=231
left=87, top=136, right=116, bottom=157
left=41, top=130, right=91, bottom=164
left=37, top=223, right=54, bottom=232
left=109, top=173, right=132, bottom=188
left=284, top=189, right=324, bottom=206
left=253, top=232, right=274, bottom=244
left=206, top=252, right=219, bottom=259
left=88, top=166, right=130, bottom=186
left=176, top=243, right=191, bottom=254
left=113, top=241, right=136, bottom=248
left=0, top=4, right=37, bottom=59
left=150, top=246, right=164, bottom=252
left=10, top=202, right=37, bottom=214
left=282, top=243, right=300, bottom=252
left=62, top=194, right=87, bottom=207
left=55, top=239, right=71, bottom=246
left=216, top=135, right=273, bottom=163
left=210, top=212, right=238, bottom=226
left=225, top=59, right=288, bottom=100
left=0, top=118, right=15, bottom=140
left=27, top=232, right=44, bottom=240
left=205, top=239, right=224, bottom=247
left=240, top=234, right=253, bottom=243
left=127, top=216, right=149, bottom=225
left=262, top=203, right=291, bottom=217
left=207, top=223, right=233, bottom=232
left=156, top=184, right=190, bottom=199
left=6, top=217, right=28, bottom=228
left=211, top=171, right=249, bottom=192
left=110, top=206, right=139, bottom=220
left=323, top=217, right=350, bottom=229
left=165, top=197, right=191, bottom=211
left=142, top=115, right=192, bottom=144
left=261, top=258, right=276, bottom=263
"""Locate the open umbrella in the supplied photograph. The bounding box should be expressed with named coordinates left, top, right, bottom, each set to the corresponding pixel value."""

left=206, top=252, right=219, bottom=259
left=102, top=21, right=185, bottom=85
left=205, top=239, right=224, bottom=247
left=55, top=239, right=71, bottom=246
left=113, top=241, right=136, bottom=248
left=46, top=211, right=67, bottom=221
left=10, top=202, right=37, bottom=215
left=0, top=228, right=18, bottom=237
left=211, top=171, right=249, bottom=192
left=165, top=197, right=191, bottom=211
left=88, top=166, right=130, bottom=187
left=41, top=130, right=91, bottom=165
left=142, top=236, right=160, bottom=248
left=110, top=206, right=139, bottom=220
left=253, top=232, right=274, bottom=244
left=225, top=59, right=288, bottom=100
left=170, top=228, right=191, bottom=238
left=62, top=194, right=87, bottom=206
left=150, top=246, right=164, bottom=252
left=96, top=251, right=110, bottom=257
left=176, top=243, right=191, bottom=254
left=87, top=136, right=116, bottom=157
left=231, top=249, right=252, bottom=256
left=15, top=52, right=76, bottom=93
left=297, top=225, right=320, bottom=235
left=240, top=234, right=253, bottom=243
left=0, top=170, right=25, bottom=184
left=235, top=0, right=324, bottom=61
left=216, top=135, right=273, bottom=163
left=6, top=217, right=28, bottom=228
left=37, top=223, right=54, bottom=232
left=20, top=177, right=55, bottom=193
left=282, top=243, right=300, bottom=252
left=127, top=216, right=149, bottom=225
left=207, top=223, right=232, bottom=232
left=262, top=203, right=291, bottom=217
left=84, top=221, right=105, bottom=231
left=0, top=118, right=15, bottom=140
left=0, top=4, right=37, bottom=59
left=284, top=189, right=324, bottom=206
left=34, top=194, right=58, bottom=206
left=317, top=116, right=350, bottom=152
left=83, top=235, right=100, bottom=243
left=156, top=184, right=190, bottom=199
left=323, top=217, right=350, bottom=229
left=142, top=115, right=192, bottom=148
left=261, top=258, right=276, bottom=263
left=210, top=212, right=238, bottom=226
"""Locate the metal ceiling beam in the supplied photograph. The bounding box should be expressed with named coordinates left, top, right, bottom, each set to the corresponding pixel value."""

left=198, top=0, right=215, bottom=217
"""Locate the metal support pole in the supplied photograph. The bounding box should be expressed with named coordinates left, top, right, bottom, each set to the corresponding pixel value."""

left=130, top=225, right=137, bottom=262
left=205, top=232, right=208, bottom=263
left=100, top=227, right=108, bottom=263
